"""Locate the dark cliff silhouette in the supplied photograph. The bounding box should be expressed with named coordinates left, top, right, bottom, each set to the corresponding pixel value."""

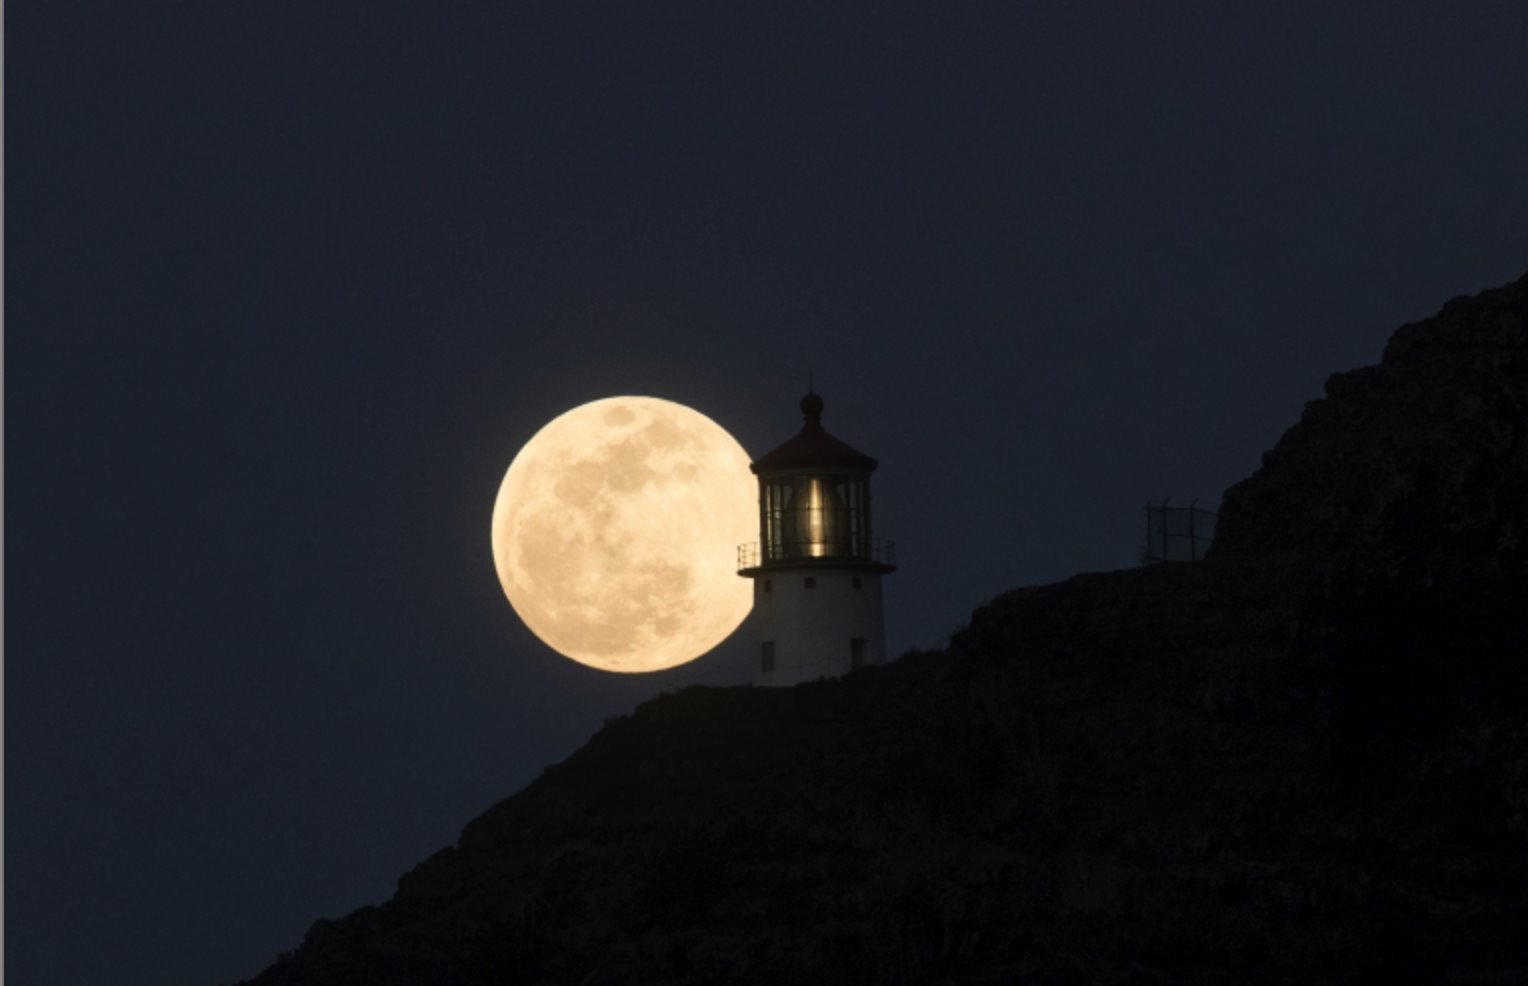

left=233, top=271, right=1528, bottom=985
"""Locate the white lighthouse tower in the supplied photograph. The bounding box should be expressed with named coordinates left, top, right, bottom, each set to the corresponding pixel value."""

left=737, top=392, right=896, bottom=687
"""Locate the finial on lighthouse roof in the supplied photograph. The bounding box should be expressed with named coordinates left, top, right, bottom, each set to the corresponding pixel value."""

left=800, top=390, right=824, bottom=427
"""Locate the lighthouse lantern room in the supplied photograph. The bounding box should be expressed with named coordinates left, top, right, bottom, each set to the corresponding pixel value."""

left=737, top=392, right=895, bottom=686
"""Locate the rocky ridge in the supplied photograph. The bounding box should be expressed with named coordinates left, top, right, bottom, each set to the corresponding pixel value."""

left=235, top=270, right=1528, bottom=985
left=1212, top=271, right=1528, bottom=590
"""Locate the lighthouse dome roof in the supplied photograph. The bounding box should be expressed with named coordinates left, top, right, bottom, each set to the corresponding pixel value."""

left=750, top=392, right=878, bottom=474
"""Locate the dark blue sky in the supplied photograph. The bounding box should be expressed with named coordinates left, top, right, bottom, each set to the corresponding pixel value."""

left=8, top=3, right=1527, bottom=984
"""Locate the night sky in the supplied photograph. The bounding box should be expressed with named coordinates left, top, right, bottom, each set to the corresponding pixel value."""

left=8, top=4, right=1528, bottom=984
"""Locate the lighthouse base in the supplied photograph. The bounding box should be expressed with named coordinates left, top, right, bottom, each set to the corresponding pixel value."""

left=747, top=568, right=887, bottom=687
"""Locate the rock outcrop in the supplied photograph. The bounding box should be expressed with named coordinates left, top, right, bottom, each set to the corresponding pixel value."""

left=1212, top=271, right=1528, bottom=593
left=232, top=271, right=1528, bottom=985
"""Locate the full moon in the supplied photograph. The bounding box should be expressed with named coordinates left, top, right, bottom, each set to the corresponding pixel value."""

left=491, top=396, right=756, bottom=672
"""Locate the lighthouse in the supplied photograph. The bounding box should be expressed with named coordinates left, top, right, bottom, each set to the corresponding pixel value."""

left=737, top=392, right=896, bottom=686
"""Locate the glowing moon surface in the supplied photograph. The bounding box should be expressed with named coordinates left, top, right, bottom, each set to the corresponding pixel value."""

left=491, top=396, right=756, bottom=672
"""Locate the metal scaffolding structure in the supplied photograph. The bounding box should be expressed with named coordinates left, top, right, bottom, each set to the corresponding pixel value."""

left=1141, top=499, right=1216, bottom=563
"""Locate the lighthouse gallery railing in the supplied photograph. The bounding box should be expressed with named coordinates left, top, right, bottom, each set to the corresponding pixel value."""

left=736, top=538, right=896, bottom=573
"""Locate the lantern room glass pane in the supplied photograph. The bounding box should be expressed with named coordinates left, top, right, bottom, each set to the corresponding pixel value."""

left=762, top=474, right=871, bottom=563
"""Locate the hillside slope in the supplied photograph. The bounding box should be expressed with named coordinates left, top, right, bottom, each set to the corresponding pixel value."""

left=236, top=271, right=1528, bottom=985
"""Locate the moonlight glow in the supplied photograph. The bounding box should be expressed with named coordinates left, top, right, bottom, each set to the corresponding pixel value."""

left=491, top=396, right=756, bottom=672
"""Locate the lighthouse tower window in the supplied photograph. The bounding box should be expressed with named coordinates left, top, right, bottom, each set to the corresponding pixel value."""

left=761, top=641, right=776, bottom=673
